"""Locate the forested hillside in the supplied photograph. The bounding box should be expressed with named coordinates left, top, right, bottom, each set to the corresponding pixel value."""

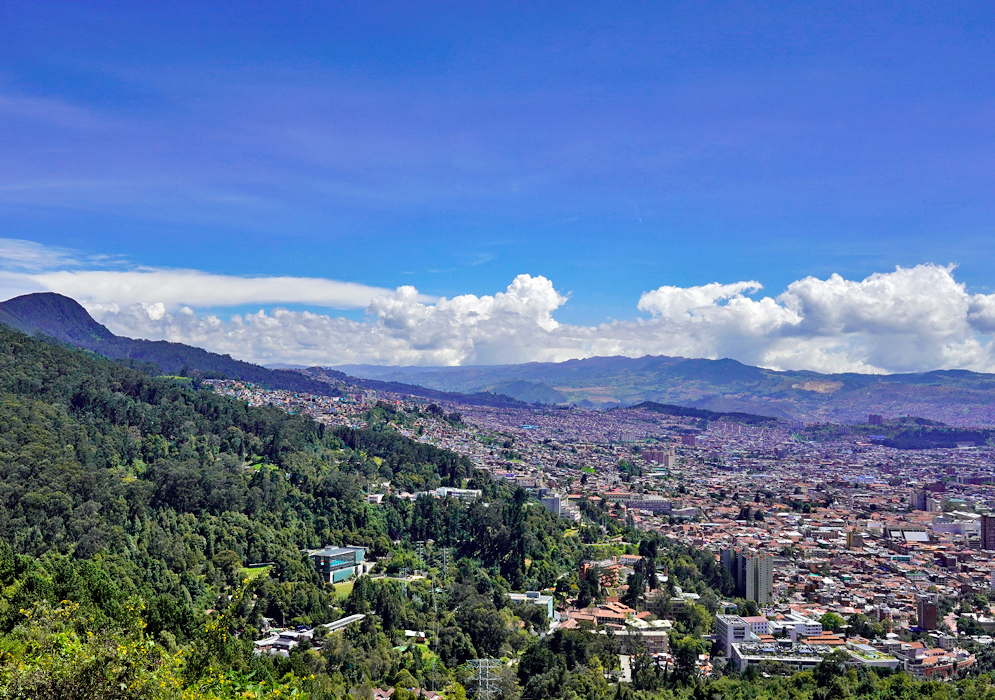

left=0, top=293, right=534, bottom=409
left=0, top=325, right=579, bottom=697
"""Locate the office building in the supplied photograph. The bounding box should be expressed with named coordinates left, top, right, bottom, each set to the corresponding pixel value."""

left=308, top=546, right=367, bottom=583
left=742, top=616, right=769, bottom=635
left=541, top=493, right=562, bottom=516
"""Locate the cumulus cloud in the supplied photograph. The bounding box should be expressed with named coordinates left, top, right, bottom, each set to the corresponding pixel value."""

left=83, top=264, right=995, bottom=374
left=637, top=280, right=764, bottom=317
left=92, top=274, right=573, bottom=367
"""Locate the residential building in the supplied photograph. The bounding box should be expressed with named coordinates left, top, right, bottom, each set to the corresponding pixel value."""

left=982, top=515, right=995, bottom=551
left=722, top=548, right=774, bottom=605
left=917, top=594, right=939, bottom=631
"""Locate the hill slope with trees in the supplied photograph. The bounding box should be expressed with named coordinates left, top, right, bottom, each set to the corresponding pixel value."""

left=0, top=324, right=586, bottom=697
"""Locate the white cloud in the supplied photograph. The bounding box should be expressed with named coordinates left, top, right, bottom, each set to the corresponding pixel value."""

left=0, top=237, right=402, bottom=311
left=91, top=274, right=572, bottom=366
left=637, top=280, right=764, bottom=317
left=0, top=239, right=82, bottom=272
left=84, top=264, right=995, bottom=374
left=35, top=269, right=397, bottom=311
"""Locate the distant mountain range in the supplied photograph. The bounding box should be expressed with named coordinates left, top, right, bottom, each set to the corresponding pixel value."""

left=336, top=356, right=995, bottom=426
left=0, top=293, right=529, bottom=408
left=7, top=292, right=995, bottom=426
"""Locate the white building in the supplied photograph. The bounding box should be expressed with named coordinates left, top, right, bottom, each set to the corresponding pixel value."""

left=768, top=613, right=823, bottom=641
left=716, top=614, right=753, bottom=658
left=742, top=615, right=769, bottom=635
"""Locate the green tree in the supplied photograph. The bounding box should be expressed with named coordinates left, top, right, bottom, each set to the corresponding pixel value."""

left=821, top=612, right=845, bottom=633
left=814, top=650, right=851, bottom=688
left=621, top=572, right=644, bottom=609
left=671, top=635, right=702, bottom=685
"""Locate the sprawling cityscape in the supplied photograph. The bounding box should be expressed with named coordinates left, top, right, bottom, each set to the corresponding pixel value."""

left=203, top=375, right=995, bottom=681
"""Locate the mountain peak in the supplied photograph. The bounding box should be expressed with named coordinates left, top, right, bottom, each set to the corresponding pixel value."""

left=0, top=292, right=116, bottom=344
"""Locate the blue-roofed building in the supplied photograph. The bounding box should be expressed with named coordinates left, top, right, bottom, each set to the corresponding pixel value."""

left=308, top=546, right=367, bottom=583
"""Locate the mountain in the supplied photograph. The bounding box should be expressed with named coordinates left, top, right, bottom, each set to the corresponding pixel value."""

left=489, top=380, right=568, bottom=404
left=336, top=356, right=995, bottom=425
left=0, top=292, right=343, bottom=395
left=0, top=293, right=533, bottom=407
left=11, top=292, right=995, bottom=425
left=0, top=291, right=117, bottom=345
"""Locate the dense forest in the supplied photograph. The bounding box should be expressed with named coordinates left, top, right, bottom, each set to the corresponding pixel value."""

left=2, top=325, right=995, bottom=699
left=0, top=325, right=583, bottom=697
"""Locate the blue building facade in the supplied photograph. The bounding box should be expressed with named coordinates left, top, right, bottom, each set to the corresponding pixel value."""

left=309, top=546, right=366, bottom=583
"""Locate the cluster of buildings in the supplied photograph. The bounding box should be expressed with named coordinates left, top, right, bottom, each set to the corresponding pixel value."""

left=716, top=610, right=976, bottom=677
left=254, top=614, right=366, bottom=656
left=204, top=380, right=380, bottom=425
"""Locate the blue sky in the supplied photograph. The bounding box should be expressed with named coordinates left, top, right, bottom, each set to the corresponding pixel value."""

left=1, top=2, right=995, bottom=370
